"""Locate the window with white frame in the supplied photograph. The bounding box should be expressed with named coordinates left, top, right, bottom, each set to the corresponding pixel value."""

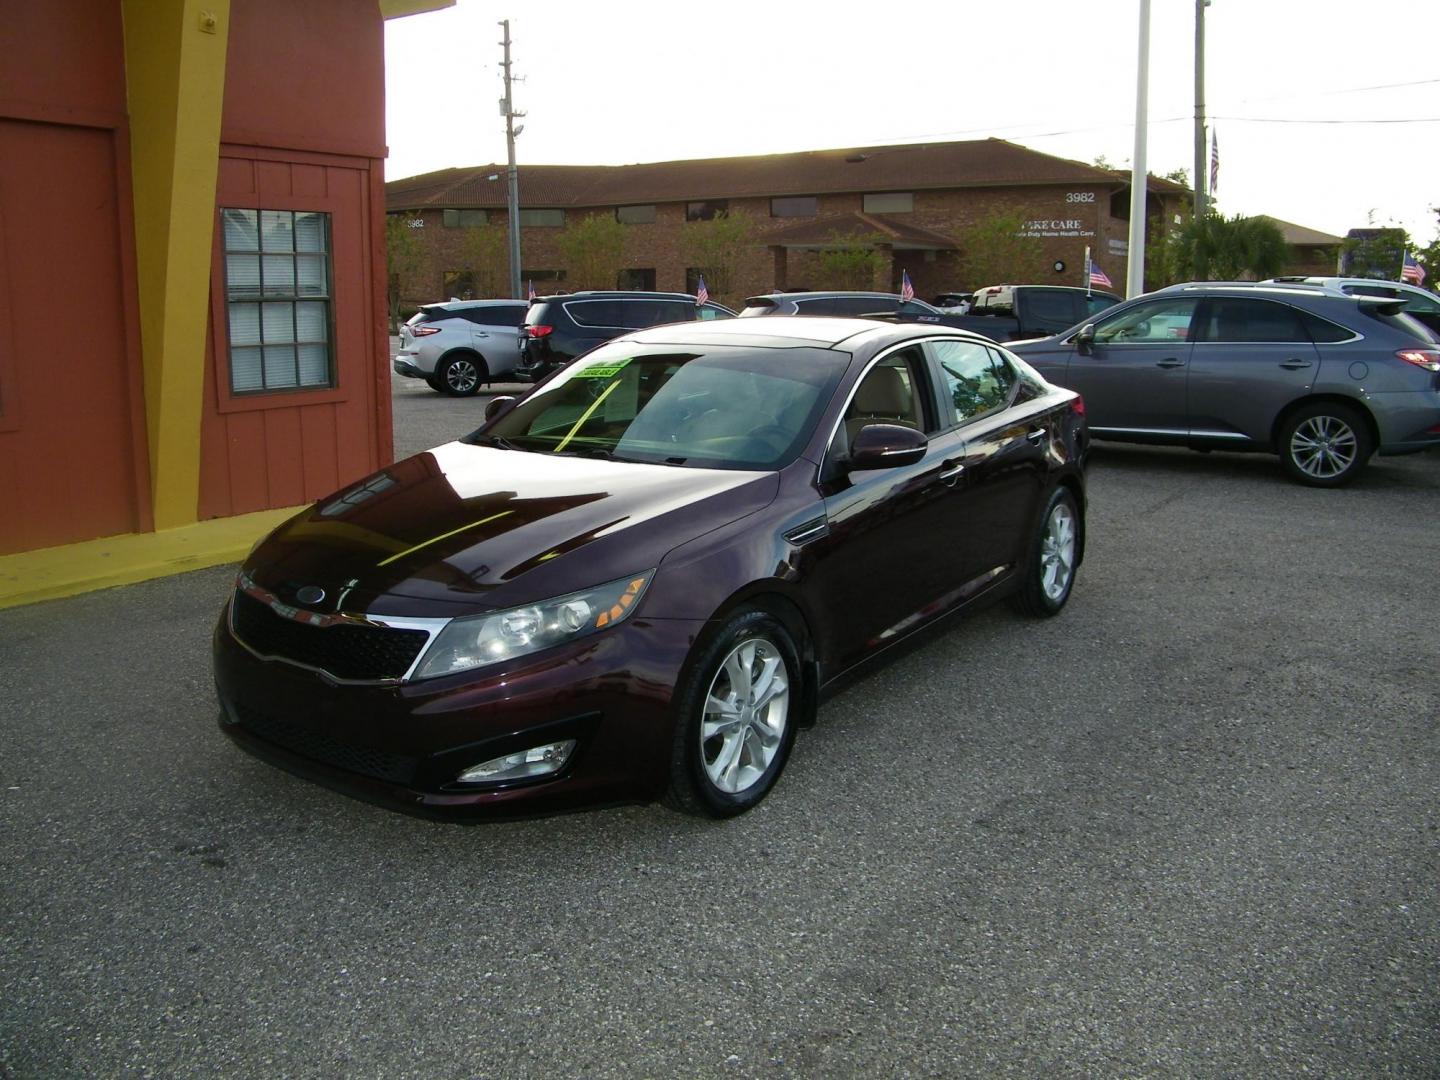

left=222, top=208, right=333, bottom=393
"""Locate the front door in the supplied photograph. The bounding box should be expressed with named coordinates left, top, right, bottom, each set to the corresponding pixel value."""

left=1064, top=297, right=1199, bottom=437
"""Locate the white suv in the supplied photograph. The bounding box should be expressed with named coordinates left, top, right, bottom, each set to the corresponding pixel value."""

left=1267, top=277, right=1440, bottom=336
left=393, top=300, right=528, bottom=396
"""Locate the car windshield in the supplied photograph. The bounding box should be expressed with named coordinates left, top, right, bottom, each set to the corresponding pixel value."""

left=473, top=343, right=849, bottom=469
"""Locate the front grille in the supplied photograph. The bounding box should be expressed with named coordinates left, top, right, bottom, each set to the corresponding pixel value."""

left=231, top=589, right=429, bottom=681
left=229, top=700, right=418, bottom=786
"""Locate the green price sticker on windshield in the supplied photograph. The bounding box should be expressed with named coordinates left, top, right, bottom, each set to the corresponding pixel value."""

left=572, top=358, right=631, bottom=379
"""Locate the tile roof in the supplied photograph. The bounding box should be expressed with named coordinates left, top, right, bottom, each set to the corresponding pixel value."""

left=763, top=212, right=958, bottom=250
left=386, top=138, right=1190, bottom=211
left=1256, top=215, right=1345, bottom=247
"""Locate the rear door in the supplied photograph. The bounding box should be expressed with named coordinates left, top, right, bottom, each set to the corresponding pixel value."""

left=926, top=340, right=1050, bottom=579
left=1185, top=297, right=1320, bottom=442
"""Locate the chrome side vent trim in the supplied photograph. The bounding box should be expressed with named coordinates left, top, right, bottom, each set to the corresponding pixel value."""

left=783, top=517, right=830, bottom=545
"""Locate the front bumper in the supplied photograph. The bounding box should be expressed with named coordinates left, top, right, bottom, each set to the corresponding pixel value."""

left=213, top=602, right=705, bottom=820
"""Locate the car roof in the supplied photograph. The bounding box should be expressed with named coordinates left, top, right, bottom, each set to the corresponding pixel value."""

left=744, top=291, right=910, bottom=304
left=533, top=290, right=703, bottom=303
left=1270, top=275, right=1434, bottom=296
left=423, top=298, right=525, bottom=310
left=620, top=314, right=990, bottom=350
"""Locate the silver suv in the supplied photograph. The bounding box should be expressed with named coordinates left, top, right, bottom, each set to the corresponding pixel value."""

left=394, top=299, right=528, bottom=396
left=1265, top=276, right=1440, bottom=336
left=1010, top=281, right=1440, bottom=486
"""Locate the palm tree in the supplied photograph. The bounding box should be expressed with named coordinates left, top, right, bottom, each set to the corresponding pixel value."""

left=1174, top=213, right=1290, bottom=281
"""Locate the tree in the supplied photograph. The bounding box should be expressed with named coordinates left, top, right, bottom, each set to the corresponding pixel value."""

left=680, top=209, right=757, bottom=304
left=384, top=213, right=426, bottom=332
left=1415, top=207, right=1440, bottom=288
left=956, top=212, right=1046, bottom=288
left=1173, top=212, right=1289, bottom=281
left=458, top=224, right=508, bottom=298
left=1144, top=209, right=1190, bottom=289
left=557, top=213, right=626, bottom=290
left=814, top=232, right=888, bottom=291
left=1341, top=222, right=1413, bottom=280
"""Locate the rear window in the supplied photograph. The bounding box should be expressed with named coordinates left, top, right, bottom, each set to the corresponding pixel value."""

left=460, top=304, right=526, bottom=328
left=1024, top=291, right=1079, bottom=326
left=413, top=306, right=450, bottom=324
left=1358, top=305, right=1440, bottom=343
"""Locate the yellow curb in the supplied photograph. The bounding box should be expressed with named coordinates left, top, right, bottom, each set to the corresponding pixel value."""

left=0, top=506, right=306, bottom=610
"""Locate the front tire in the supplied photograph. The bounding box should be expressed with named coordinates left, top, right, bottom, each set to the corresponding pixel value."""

left=1278, top=402, right=1372, bottom=487
left=1012, top=486, right=1080, bottom=617
left=665, top=610, right=800, bottom=818
left=434, top=352, right=485, bottom=397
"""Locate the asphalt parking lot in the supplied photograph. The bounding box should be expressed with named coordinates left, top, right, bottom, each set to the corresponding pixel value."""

left=2, top=372, right=1437, bottom=1078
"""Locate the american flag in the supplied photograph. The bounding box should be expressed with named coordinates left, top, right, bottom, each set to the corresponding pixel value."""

left=527, top=279, right=536, bottom=301
left=1402, top=251, right=1426, bottom=286
left=1209, top=129, right=1219, bottom=198
left=899, top=268, right=914, bottom=302
left=1089, top=259, right=1113, bottom=289
left=695, top=275, right=709, bottom=306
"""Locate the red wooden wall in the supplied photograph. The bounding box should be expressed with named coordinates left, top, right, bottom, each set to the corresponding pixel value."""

left=0, top=1, right=148, bottom=554
left=198, top=0, right=393, bottom=520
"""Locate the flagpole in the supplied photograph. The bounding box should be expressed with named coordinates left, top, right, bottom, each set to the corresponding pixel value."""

left=1085, top=245, right=1092, bottom=297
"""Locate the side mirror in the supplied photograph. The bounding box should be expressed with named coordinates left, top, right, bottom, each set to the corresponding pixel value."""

left=484, top=395, right=517, bottom=421
left=1074, top=323, right=1096, bottom=355
left=848, top=424, right=928, bottom=470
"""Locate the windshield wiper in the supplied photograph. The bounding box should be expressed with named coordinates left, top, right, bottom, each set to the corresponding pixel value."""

left=478, top=434, right=526, bottom=451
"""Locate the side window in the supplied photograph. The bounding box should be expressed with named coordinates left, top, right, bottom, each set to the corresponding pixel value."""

left=564, top=300, right=628, bottom=328
left=1085, top=294, right=1119, bottom=317
left=1195, top=298, right=1307, bottom=343
left=842, top=347, right=933, bottom=444
left=697, top=303, right=733, bottom=321
left=931, top=340, right=1017, bottom=425
left=1297, top=310, right=1355, bottom=343
left=1024, top=290, right=1075, bottom=326
left=898, top=300, right=935, bottom=317
left=1094, top=299, right=1197, bottom=344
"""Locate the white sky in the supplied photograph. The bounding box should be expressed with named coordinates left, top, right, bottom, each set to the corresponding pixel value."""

left=384, top=0, right=1439, bottom=246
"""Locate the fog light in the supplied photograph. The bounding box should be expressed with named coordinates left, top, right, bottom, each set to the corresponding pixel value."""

left=457, top=739, right=577, bottom=784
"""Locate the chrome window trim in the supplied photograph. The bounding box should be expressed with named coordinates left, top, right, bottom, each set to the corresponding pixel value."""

left=230, top=573, right=452, bottom=686
left=818, top=339, right=943, bottom=474
left=1090, top=426, right=1250, bottom=441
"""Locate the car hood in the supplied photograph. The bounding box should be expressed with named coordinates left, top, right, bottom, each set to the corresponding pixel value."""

left=244, top=442, right=778, bottom=616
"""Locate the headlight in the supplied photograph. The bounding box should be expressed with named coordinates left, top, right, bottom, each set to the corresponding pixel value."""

left=412, top=571, right=653, bottom=680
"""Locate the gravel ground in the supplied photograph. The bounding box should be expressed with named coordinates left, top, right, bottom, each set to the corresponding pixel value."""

left=2, top=390, right=1437, bottom=1078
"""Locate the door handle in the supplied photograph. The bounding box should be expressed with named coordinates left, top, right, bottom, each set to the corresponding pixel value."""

left=1279, top=358, right=1313, bottom=369
left=938, top=461, right=965, bottom=485
left=1026, top=427, right=1047, bottom=445
left=1155, top=358, right=1185, bottom=368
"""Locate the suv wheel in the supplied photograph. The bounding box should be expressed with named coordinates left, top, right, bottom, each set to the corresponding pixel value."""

left=1278, top=401, right=1373, bottom=487
left=435, top=352, right=485, bottom=397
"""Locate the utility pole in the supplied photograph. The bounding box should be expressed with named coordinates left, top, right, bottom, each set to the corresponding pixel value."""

left=1193, top=0, right=1210, bottom=279
left=1126, top=0, right=1151, bottom=299
left=1193, top=0, right=1209, bottom=222
left=499, top=19, right=524, bottom=300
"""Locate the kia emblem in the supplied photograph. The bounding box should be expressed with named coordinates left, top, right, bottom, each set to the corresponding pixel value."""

left=295, top=585, right=326, bottom=605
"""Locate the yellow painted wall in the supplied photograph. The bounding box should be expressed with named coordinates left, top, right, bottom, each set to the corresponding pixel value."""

left=122, top=0, right=231, bottom=530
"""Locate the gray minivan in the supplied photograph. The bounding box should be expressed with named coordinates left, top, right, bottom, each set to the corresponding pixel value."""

left=1009, top=281, right=1440, bottom=486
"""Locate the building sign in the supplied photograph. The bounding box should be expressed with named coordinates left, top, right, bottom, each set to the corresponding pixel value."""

left=1019, top=219, right=1096, bottom=239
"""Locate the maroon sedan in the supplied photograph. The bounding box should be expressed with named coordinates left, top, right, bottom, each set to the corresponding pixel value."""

left=213, top=317, right=1088, bottom=819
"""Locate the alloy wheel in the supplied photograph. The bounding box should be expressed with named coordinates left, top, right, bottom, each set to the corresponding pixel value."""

left=700, top=637, right=789, bottom=795
left=446, top=360, right=480, bottom=393
left=1040, top=501, right=1077, bottom=603
left=1289, top=415, right=1358, bottom=480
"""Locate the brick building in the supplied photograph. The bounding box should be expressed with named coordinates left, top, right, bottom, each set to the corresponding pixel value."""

left=385, top=139, right=1193, bottom=310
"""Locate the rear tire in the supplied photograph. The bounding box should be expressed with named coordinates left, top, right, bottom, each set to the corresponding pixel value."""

left=435, top=352, right=485, bottom=397
left=1278, top=401, right=1372, bottom=487
left=665, top=609, right=800, bottom=818
left=1012, top=486, right=1080, bottom=617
